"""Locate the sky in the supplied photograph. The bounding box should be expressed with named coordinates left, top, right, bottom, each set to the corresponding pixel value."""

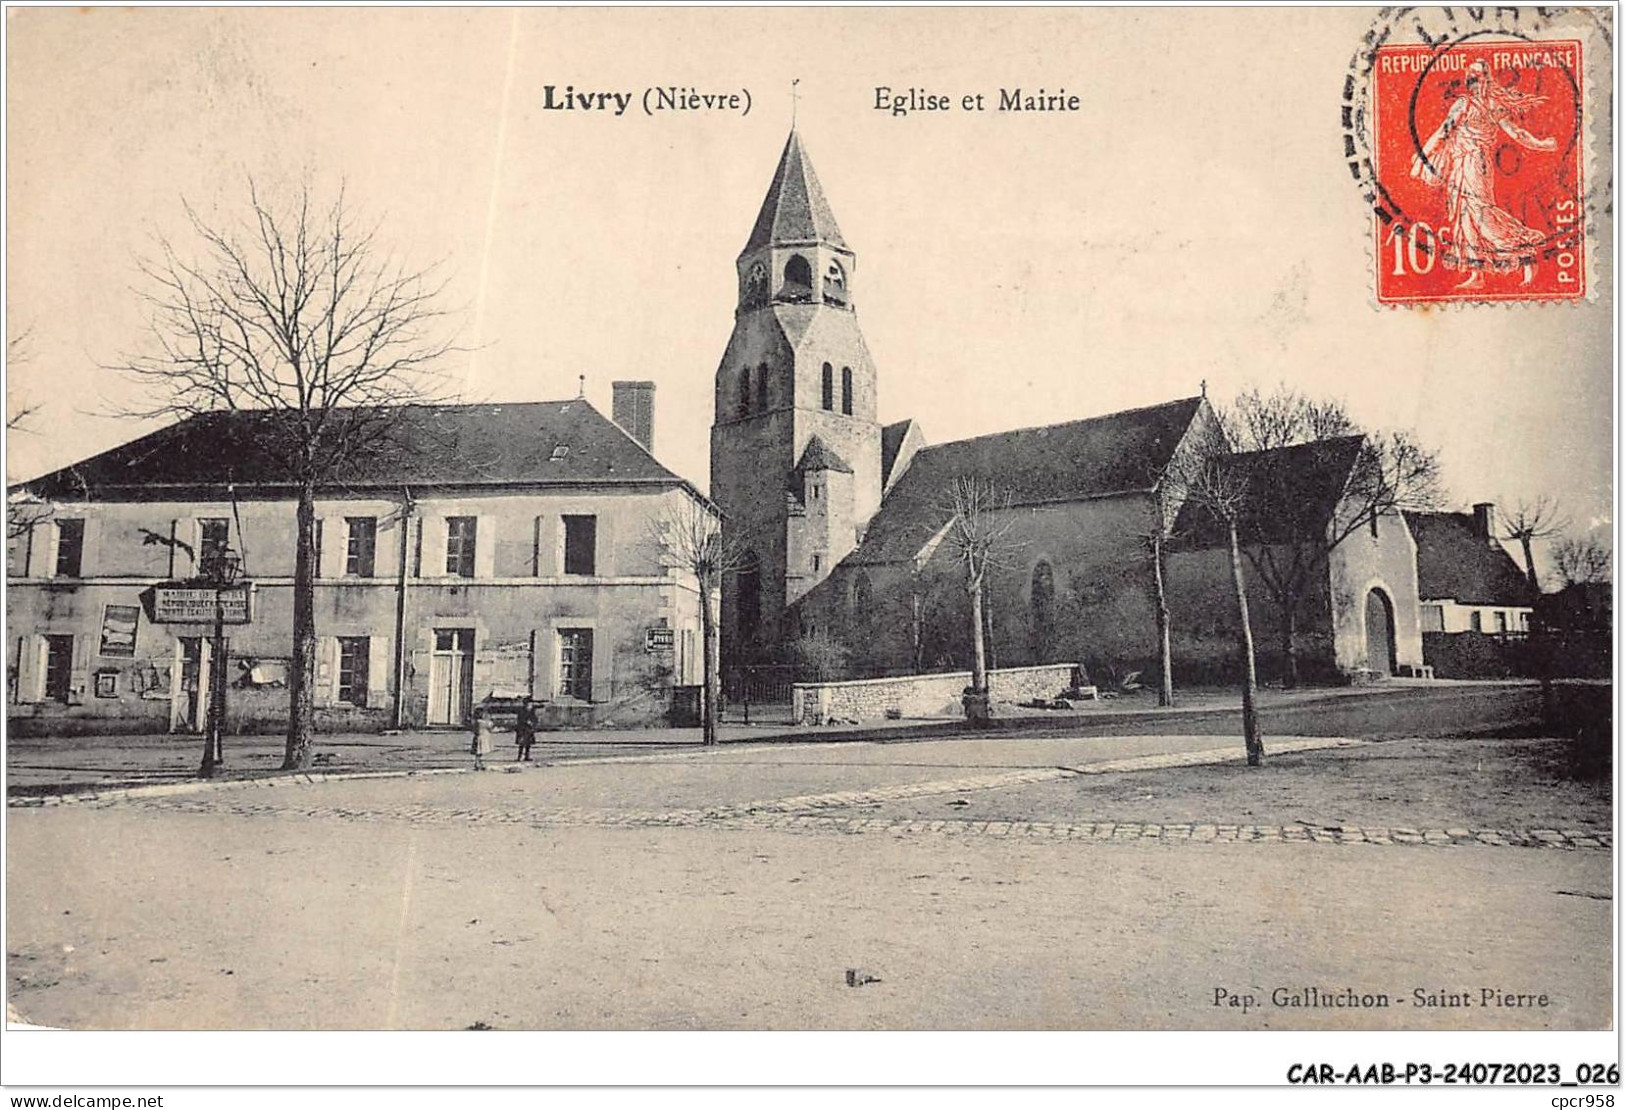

left=5, top=7, right=1615, bottom=566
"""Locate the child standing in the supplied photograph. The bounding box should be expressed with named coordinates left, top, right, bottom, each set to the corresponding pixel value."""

left=470, top=708, right=495, bottom=771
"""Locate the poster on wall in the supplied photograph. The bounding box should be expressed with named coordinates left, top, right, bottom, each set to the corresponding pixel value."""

left=98, top=603, right=140, bottom=658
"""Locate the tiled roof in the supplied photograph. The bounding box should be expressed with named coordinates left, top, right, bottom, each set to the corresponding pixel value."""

left=21, top=400, right=689, bottom=497
left=848, top=397, right=1205, bottom=565
left=795, top=435, right=853, bottom=474
left=742, top=130, right=847, bottom=254
left=1405, top=511, right=1537, bottom=607
left=1172, top=436, right=1368, bottom=548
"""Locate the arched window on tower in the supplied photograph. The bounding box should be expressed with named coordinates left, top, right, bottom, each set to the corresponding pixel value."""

left=783, top=254, right=812, bottom=302
left=823, top=260, right=847, bottom=306
left=756, top=363, right=769, bottom=413
left=841, top=366, right=853, bottom=415
left=821, top=363, right=834, bottom=411
left=1029, top=560, right=1056, bottom=663
left=738, top=366, right=752, bottom=417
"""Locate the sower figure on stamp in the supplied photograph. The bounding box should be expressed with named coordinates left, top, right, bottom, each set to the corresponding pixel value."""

left=515, top=697, right=537, bottom=762
left=1410, top=59, right=1558, bottom=289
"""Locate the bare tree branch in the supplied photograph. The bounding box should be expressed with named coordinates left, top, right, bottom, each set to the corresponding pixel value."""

left=1552, top=534, right=1611, bottom=588
left=1499, top=495, right=1568, bottom=593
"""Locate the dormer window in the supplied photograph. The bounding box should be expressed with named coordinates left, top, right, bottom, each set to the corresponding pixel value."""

left=551, top=445, right=570, bottom=462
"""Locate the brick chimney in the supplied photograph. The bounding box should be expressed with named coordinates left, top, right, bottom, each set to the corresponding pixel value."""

left=612, top=380, right=655, bottom=453
left=1472, top=502, right=1496, bottom=543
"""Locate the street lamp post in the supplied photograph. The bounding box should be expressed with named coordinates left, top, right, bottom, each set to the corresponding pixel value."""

left=199, top=545, right=241, bottom=779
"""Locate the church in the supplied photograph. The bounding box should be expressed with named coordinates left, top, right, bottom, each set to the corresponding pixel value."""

left=709, top=131, right=1426, bottom=688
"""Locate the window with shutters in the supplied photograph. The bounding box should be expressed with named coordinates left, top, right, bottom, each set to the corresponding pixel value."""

left=337, top=637, right=370, bottom=705
left=558, top=628, right=594, bottom=700
left=44, top=635, right=73, bottom=703
left=54, top=519, right=85, bottom=578
left=563, top=515, right=597, bottom=575
left=345, top=517, right=377, bottom=576
left=445, top=517, right=477, bottom=578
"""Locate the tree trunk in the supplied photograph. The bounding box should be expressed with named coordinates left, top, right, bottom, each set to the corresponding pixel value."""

left=969, top=568, right=988, bottom=693
left=1519, top=534, right=1540, bottom=594
left=1227, top=522, right=1264, bottom=766
left=699, top=568, right=719, bottom=746
left=1152, top=532, right=1174, bottom=707
left=282, top=483, right=317, bottom=770
left=1280, top=601, right=1299, bottom=690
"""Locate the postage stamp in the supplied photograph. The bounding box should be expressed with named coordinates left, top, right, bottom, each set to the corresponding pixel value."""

left=1362, top=32, right=1589, bottom=306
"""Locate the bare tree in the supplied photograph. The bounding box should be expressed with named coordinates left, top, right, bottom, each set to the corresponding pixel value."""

left=1499, top=495, right=1568, bottom=593
left=649, top=493, right=747, bottom=746
left=1221, top=386, right=1442, bottom=687
left=7, top=325, right=41, bottom=434
left=112, top=181, right=457, bottom=770
left=1552, top=534, right=1612, bottom=588
left=1175, top=449, right=1265, bottom=765
left=936, top=476, right=1024, bottom=723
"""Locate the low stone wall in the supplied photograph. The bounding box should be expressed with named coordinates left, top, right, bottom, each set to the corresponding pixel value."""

left=792, top=663, right=1081, bottom=725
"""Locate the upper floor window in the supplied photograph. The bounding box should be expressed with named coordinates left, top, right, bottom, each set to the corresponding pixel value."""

left=821, top=363, right=834, bottom=411
left=743, top=261, right=768, bottom=308
left=563, top=514, right=597, bottom=575
left=199, top=518, right=229, bottom=561
left=54, top=519, right=84, bottom=578
left=756, top=363, right=769, bottom=413
left=345, top=517, right=377, bottom=577
left=312, top=519, right=323, bottom=573
left=738, top=366, right=752, bottom=417
left=198, top=518, right=230, bottom=577
left=445, top=517, right=477, bottom=578
left=841, top=366, right=853, bottom=415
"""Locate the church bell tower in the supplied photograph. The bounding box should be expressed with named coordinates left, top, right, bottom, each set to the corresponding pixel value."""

left=709, top=130, right=882, bottom=662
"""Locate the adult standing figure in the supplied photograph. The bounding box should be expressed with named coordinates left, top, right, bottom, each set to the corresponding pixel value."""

left=1410, top=59, right=1558, bottom=288
left=515, top=697, right=537, bottom=762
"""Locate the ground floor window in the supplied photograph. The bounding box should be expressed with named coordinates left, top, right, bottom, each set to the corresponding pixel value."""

left=337, top=636, right=370, bottom=706
left=43, top=635, right=73, bottom=703
left=558, top=628, right=593, bottom=700
left=1420, top=604, right=1444, bottom=633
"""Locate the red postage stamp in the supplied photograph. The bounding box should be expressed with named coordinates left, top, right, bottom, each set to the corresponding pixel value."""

left=1370, top=39, right=1585, bottom=305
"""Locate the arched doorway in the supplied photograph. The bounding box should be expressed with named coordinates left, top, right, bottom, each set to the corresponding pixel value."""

left=1364, top=588, right=1396, bottom=676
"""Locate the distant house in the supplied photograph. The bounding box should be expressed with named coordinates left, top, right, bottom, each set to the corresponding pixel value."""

left=8, top=390, right=714, bottom=734
left=1404, top=504, right=1536, bottom=636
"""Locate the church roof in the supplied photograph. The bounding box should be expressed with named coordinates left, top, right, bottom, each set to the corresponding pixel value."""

left=795, top=435, right=854, bottom=474
left=848, top=396, right=1205, bottom=566
left=1172, top=436, right=1369, bottom=549
left=742, top=130, right=848, bottom=254
left=881, top=419, right=919, bottom=486
left=19, top=399, right=695, bottom=498
left=1404, top=510, right=1536, bottom=607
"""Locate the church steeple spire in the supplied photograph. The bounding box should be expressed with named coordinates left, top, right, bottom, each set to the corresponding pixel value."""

left=742, top=130, right=847, bottom=255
